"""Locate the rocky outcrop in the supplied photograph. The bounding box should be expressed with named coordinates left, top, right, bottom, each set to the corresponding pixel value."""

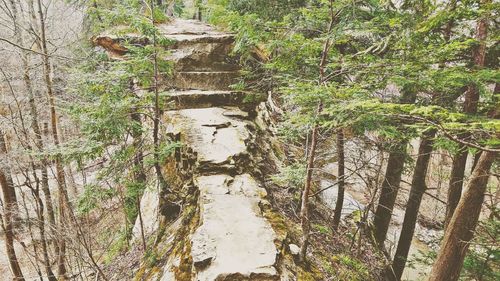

left=161, top=20, right=281, bottom=281
left=97, top=19, right=286, bottom=281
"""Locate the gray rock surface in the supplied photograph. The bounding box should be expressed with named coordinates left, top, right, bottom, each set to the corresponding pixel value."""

left=191, top=174, right=277, bottom=281
left=288, top=244, right=300, bottom=256
left=165, top=107, right=250, bottom=166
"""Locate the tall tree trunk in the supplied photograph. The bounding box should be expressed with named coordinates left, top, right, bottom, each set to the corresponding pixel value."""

left=299, top=103, right=322, bottom=262
left=471, top=151, right=482, bottom=173
left=298, top=0, right=334, bottom=261
left=149, top=0, right=168, bottom=195
left=149, top=0, right=175, bottom=244
left=6, top=0, right=57, bottom=273
left=428, top=150, right=496, bottom=281
left=0, top=131, right=19, bottom=217
left=41, top=167, right=57, bottom=232
left=129, top=106, right=147, bottom=245
left=36, top=201, right=57, bottom=281
left=0, top=132, right=24, bottom=280
left=444, top=0, right=489, bottom=228
left=36, top=0, right=70, bottom=279
left=390, top=129, right=436, bottom=280
left=29, top=172, right=57, bottom=281
left=445, top=148, right=467, bottom=228
left=373, top=142, right=406, bottom=247
left=332, top=129, right=345, bottom=230
left=373, top=89, right=416, bottom=247
left=8, top=0, right=58, bottom=255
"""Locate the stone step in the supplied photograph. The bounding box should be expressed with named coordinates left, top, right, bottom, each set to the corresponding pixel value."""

left=159, top=19, right=235, bottom=48
left=166, top=90, right=266, bottom=109
left=94, top=19, right=235, bottom=58
left=93, top=33, right=234, bottom=57
left=166, top=46, right=239, bottom=72
left=164, top=107, right=251, bottom=167
left=191, top=174, right=278, bottom=281
left=171, top=71, right=239, bottom=91
left=165, top=34, right=235, bottom=48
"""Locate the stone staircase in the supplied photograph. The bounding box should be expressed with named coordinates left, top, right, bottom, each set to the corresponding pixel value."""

left=159, top=19, right=279, bottom=281
left=95, top=19, right=282, bottom=281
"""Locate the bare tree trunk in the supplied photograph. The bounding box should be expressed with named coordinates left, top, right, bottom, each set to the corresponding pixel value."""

left=8, top=0, right=58, bottom=256
left=129, top=109, right=147, bottom=245
left=28, top=171, right=57, bottom=281
left=445, top=147, right=467, bottom=228
left=36, top=0, right=70, bottom=278
left=373, top=88, right=416, bottom=247
left=0, top=132, right=24, bottom=280
left=128, top=90, right=147, bottom=248
left=373, top=142, right=406, bottom=247
left=40, top=165, right=59, bottom=263
left=298, top=103, right=322, bottom=262
left=471, top=151, right=482, bottom=173
left=444, top=0, right=489, bottom=229
left=36, top=199, right=57, bottom=281
left=150, top=0, right=167, bottom=193
left=390, top=129, right=436, bottom=280
left=332, top=129, right=344, bottom=230
left=0, top=131, right=19, bottom=217
left=298, top=0, right=335, bottom=262
left=137, top=197, right=147, bottom=251
left=428, top=150, right=496, bottom=281
left=41, top=167, right=57, bottom=229
left=149, top=0, right=176, bottom=244
left=20, top=191, right=46, bottom=279
left=3, top=0, right=57, bottom=271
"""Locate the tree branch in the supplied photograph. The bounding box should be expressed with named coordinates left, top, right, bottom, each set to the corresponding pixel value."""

left=393, top=114, right=499, bottom=153
left=0, top=36, right=74, bottom=60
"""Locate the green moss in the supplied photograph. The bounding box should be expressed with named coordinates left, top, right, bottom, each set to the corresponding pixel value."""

left=263, top=206, right=327, bottom=280
left=322, top=259, right=335, bottom=275
left=173, top=241, right=193, bottom=281
left=133, top=152, right=199, bottom=280
left=270, top=138, right=286, bottom=161
left=297, top=266, right=324, bottom=281
left=150, top=266, right=161, bottom=276
left=331, top=254, right=370, bottom=281
left=144, top=248, right=159, bottom=268
left=134, top=200, right=199, bottom=281
left=242, top=92, right=266, bottom=104
left=134, top=266, right=146, bottom=281
left=169, top=194, right=200, bottom=281
left=263, top=208, right=289, bottom=241
left=298, top=270, right=316, bottom=281
left=313, top=224, right=331, bottom=235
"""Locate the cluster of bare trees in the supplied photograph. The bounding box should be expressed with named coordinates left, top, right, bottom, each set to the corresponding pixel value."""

left=0, top=0, right=99, bottom=279
left=0, top=0, right=178, bottom=279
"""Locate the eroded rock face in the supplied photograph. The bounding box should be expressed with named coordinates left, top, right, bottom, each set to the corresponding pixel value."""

left=120, top=19, right=282, bottom=281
